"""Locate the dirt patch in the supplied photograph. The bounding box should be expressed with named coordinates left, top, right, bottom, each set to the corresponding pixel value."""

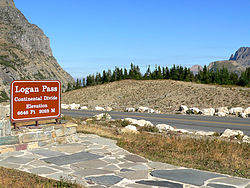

left=62, top=80, right=250, bottom=113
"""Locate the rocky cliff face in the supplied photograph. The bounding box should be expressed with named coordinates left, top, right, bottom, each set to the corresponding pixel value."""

left=0, top=0, right=74, bottom=101
left=208, top=47, right=250, bottom=75
left=229, top=47, right=250, bottom=67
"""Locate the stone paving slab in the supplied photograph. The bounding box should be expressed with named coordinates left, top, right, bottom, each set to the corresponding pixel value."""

left=208, top=177, right=250, bottom=187
left=85, top=175, right=123, bottom=187
left=31, top=149, right=66, bottom=157
left=0, top=133, right=249, bottom=187
left=206, top=183, right=236, bottom=188
left=151, top=169, right=226, bottom=186
left=42, top=151, right=102, bottom=165
left=136, top=180, right=183, bottom=187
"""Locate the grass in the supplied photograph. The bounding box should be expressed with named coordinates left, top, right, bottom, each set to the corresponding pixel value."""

left=76, top=119, right=250, bottom=179
left=0, top=167, right=84, bottom=188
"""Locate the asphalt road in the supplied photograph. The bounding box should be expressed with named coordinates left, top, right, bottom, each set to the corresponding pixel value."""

left=62, top=109, right=250, bottom=135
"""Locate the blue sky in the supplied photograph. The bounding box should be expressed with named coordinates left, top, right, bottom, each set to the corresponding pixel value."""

left=15, top=0, right=250, bottom=78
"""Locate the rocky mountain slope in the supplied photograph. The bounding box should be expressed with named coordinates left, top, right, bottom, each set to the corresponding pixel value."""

left=208, top=47, right=250, bottom=74
left=0, top=0, right=74, bottom=99
left=62, top=79, right=250, bottom=113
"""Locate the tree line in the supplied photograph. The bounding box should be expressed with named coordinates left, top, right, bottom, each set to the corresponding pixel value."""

left=66, top=64, right=250, bottom=91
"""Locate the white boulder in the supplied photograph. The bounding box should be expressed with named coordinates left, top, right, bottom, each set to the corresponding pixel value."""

left=124, top=125, right=137, bottom=131
left=95, top=106, right=105, bottom=111
left=188, top=107, right=201, bottom=114
left=69, top=103, right=80, bottom=110
left=244, top=107, right=250, bottom=115
left=201, top=108, right=215, bottom=116
left=215, top=112, right=226, bottom=117
left=121, top=125, right=138, bottom=134
left=179, top=105, right=188, bottom=113
left=155, top=110, right=161, bottom=114
left=61, top=104, right=70, bottom=109
left=195, top=131, right=215, bottom=136
left=229, top=107, right=244, bottom=115
left=125, top=108, right=135, bottom=112
left=243, top=135, right=250, bottom=143
left=174, top=129, right=191, bottom=134
left=94, top=113, right=111, bottom=121
left=156, top=124, right=175, bottom=132
left=221, top=129, right=244, bottom=138
left=216, top=107, right=229, bottom=114
left=137, top=106, right=149, bottom=113
left=124, top=118, right=153, bottom=127
left=145, top=108, right=155, bottom=113
left=239, top=113, right=247, bottom=118
left=80, top=106, right=88, bottom=110
left=137, top=119, right=154, bottom=127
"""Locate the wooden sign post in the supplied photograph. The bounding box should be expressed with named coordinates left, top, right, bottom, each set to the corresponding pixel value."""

left=10, top=80, right=61, bottom=128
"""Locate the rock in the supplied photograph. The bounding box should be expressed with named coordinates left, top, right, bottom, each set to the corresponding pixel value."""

left=145, top=108, right=155, bottom=113
left=229, top=107, right=244, bottom=115
left=0, top=1, right=75, bottom=94
left=61, top=104, right=70, bottom=110
left=137, top=106, right=149, bottom=113
left=156, top=124, right=175, bottom=132
left=69, top=103, right=80, bottom=110
left=125, top=108, right=135, bottom=112
left=195, top=131, right=215, bottom=136
left=174, top=129, right=191, bottom=134
left=155, top=110, right=161, bottom=114
left=187, top=107, right=201, bottom=114
left=201, top=108, right=215, bottom=116
left=215, top=112, right=226, bottom=117
left=179, top=105, right=188, bottom=113
left=94, top=113, right=111, bottom=121
left=242, top=135, right=250, bottom=143
left=137, top=120, right=154, bottom=127
left=221, top=129, right=244, bottom=138
left=121, top=125, right=138, bottom=134
left=95, top=106, right=105, bottom=111
left=215, top=107, right=229, bottom=114
left=244, top=107, right=250, bottom=115
left=239, top=112, right=247, bottom=118
left=80, top=106, right=88, bottom=110
left=106, top=107, right=112, bottom=111
left=125, top=125, right=137, bottom=131
left=124, top=118, right=153, bottom=127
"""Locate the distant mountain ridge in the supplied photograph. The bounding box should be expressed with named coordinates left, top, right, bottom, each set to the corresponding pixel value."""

left=207, top=47, right=250, bottom=75
left=0, top=0, right=74, bottom=100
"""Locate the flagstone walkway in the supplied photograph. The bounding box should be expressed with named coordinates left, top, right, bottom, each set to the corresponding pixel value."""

left=0, top=133, right=249, bottom=187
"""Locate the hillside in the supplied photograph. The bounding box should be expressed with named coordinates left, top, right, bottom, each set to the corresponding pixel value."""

left=0, top=0, right=74, bottom=99
left=208, top=47, right=250, bottom=75
left=62, top=79, right=250, bottom=113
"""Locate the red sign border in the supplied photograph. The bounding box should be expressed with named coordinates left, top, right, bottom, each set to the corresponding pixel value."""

left=10, top=80, right=61, bottom=123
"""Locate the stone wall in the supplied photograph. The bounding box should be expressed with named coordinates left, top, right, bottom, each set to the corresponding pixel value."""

left=0, top=122, right=78, bottom=154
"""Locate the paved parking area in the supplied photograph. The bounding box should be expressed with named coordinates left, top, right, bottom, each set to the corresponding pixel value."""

left=0, top=133, right=249, bottom=187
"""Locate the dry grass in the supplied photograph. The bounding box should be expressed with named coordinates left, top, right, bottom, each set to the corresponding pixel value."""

left=62, top=80, right=250, bottom=113
left=77, top=122, right=250, bottom=178
left=0, top=167, right=84, bottom=188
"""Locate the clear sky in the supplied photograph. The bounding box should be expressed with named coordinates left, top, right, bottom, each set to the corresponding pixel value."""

left=15, top=0, right=250, bottom=78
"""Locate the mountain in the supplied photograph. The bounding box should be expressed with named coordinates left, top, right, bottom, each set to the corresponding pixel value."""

left=208, top=47, right=250, bottom=74
left=0, top=0, right=74, bottom=100
left=190, top=64, right=203, bottom=75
